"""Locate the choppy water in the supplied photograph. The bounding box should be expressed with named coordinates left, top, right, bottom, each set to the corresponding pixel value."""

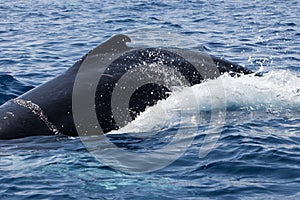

left=0, top=0, right=300, bottom=199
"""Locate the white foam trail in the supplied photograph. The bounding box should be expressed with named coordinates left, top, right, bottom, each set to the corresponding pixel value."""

left=222, top=70, right=300, bottom=112
left=111, top=70, right=300, bottom=134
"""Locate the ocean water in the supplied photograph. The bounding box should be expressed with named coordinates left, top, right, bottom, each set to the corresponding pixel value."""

left=0, top=0, right=300, bottom=199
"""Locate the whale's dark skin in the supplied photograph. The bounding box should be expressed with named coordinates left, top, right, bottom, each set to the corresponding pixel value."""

left=0, top=35, right=253, bottom=139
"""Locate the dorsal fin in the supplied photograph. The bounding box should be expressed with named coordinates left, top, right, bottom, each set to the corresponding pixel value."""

left=89, top=34, right=132, bottom=55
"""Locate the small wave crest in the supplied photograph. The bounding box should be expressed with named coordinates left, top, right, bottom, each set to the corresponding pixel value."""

left=0, top=74, right=33, bottom=105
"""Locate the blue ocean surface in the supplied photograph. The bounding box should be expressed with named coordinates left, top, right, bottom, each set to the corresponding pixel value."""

left=0, top=0, right=300, bottom=199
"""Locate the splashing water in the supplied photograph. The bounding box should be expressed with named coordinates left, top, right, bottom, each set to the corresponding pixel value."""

left=113, top=70, right=300, bottom=134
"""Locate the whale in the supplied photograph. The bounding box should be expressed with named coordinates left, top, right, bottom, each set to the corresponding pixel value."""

left=0, top=34, right=253, bottom=139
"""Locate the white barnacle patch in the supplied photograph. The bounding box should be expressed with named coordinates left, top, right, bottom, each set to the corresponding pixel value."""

left=11, top=98, right=59, bottom=135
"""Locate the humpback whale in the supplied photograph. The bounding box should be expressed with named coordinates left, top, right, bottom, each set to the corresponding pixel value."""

left=0, top=34, right=253, bottom=139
